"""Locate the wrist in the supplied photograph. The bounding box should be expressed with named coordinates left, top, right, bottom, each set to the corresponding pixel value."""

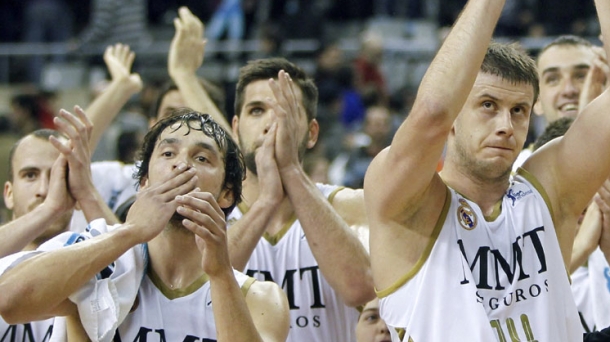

left=112, top=77, right=141, bottom=96
left=170, top=71, right=198, bottom=84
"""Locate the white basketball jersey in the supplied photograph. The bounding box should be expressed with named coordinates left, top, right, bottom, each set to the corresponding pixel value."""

left=378, top=170, right=582, bottom=342
left=227, top=183, right=359, bottom=342
left=114, top=269, right=254, bottom=341
left=0, top=319, right=54, bottom=342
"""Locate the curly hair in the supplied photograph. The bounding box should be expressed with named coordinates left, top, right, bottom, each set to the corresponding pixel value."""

left=135, top=109, right=244, bottom=216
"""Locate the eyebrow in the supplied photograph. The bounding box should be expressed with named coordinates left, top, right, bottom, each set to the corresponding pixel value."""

left=245, top=100, right=267, bottom=108
left=480, top=93, right=531, bottom=108
left=541, top=64, right=590, bottom=76
left=158, top=138, right=221, bottom=157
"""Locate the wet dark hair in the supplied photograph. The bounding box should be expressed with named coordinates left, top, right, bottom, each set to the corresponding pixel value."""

left=234, top=58, right=318, bottom=121
left=8, top=129, right=62, bottom=181
left=135, top=109, right=244, bottom=216
left=481, top=42, right=539, bottom=104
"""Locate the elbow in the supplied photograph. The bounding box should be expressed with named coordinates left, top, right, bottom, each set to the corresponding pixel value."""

left=339, top=273, right=377, bottom=307
left=0, top=284, right=27, bottom=324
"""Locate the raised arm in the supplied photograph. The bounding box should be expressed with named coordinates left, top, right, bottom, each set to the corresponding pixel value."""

left=50, top=107, right=118, bottom=225
left=168, top=7, right=231, bottom=132
left=87, top=44, right=142, bottom=151
left=365, top=0, right=506, bottom=225
left=524, top=1, right=610, bottom=253
left=177, top=191, right=290, bottom=342
left=269, top=71, right=375, bottom=306
left=227, top=122, right=284, bottom=271
left=363, top=0, right=506, bottom=290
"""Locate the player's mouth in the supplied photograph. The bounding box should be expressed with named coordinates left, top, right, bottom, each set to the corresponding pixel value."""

left=558, top=103, right=578, bottom=117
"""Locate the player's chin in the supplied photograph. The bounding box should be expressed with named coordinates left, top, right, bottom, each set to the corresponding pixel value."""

left=170, top=212, right=190, bottom=228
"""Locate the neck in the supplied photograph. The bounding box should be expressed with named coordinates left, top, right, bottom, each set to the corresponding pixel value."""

left=440, top=162, right=510, bottom=217
left=147, top=224, right=204, bottom=289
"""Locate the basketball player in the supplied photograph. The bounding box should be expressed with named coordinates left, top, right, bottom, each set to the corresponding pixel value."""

left=363, top=0, right=610, bottom=340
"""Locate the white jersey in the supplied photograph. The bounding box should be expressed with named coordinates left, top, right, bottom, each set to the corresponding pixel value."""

left=114, top=269, right=254, bottom=341
left=0, top=219, right=146, bottom=342
left=378, top=169, right=582, bottom=342
left=70, top=162, right=138, bottom=232
left=227, top=183, right=359, bottom=342
left=572, top=247, right=610, bottom=332
left=0, top=319, right=54, bottom=342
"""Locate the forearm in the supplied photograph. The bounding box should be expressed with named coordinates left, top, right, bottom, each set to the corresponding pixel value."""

left=596, top=0, right=610, bottom=59
left=282, top=167, right=374, bottom=306
left=172, top=73, right=231, bottom=132
left=416, top=0, right=504, bottom=119
left=210, top=270, right=263, bottom=342
left=0, top=204, right=65, bottom=257
left=228, top=201, right=274, bottom=271
left=0, top=224, right=139, bottom=323
left=78, top=188, right=120, bottom=225
left=86, top=78, right=140, bottom=150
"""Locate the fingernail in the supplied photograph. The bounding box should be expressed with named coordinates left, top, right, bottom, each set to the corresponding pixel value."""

left=177, top=163, right=186, bottom=171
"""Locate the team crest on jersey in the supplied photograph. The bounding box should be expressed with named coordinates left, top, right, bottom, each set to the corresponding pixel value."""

left=457, top=198, right=477, bottom=230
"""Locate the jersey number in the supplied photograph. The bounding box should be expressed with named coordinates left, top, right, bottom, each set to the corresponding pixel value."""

left=490, top=314, right=537, bottom=342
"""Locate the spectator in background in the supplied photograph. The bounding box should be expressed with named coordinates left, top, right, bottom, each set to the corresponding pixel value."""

left=353, top=31, right=389, bottom=107
left=9, top=93, right=56, bottom=135
left=23, top=0, right=74, bottom=85
left=342, top=105, right=392, bottom=188
left=75, top=0, right=151, bottom=51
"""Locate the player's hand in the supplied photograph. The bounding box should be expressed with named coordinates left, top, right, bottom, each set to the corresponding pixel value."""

left=44, top=155, right=76, bottom=214
left=579, top=46, right=609, bottom=113
left=595, top=178, right=610, bottom=257
left=255, top=122, right=284, bottom=206
left=267, top=70, right=311, bottom=173
left=177, top=191, right=232, bottom=277
left=126, top=163, right=198, bottom=243
left=168, top=7, right=206, bottom=79
left=103, top=43, right=142, bottom=94
left=49, top=106, right=95, bottom=203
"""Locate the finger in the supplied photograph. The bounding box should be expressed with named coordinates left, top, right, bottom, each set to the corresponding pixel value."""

left=56, top=108, right=88, bottom=141
left=149, top=167, right=199, bottom=200
left=284, top=72, right=301, bottom=118
left=49, top=135, right=72, bottom=156
left=177, top=206, right=223, bottom=238
left=268, top=78, right=289, bottom=120
left=181, top=218, right=214, bottom=242
left=103, top=45, right=113, bottom=63
left=177, top=192, right=225, bottom=222
left=126, top=50, right=135, bottom=70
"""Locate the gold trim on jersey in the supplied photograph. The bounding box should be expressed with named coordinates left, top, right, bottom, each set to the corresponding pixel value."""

left=148, top=266, right=209, bottom=300
left=484, top=199, right=503, bottom=222
left=376, top=186, right=451, bottom=298
left=328, top=186, right=346, bottom=203
left=516, top=167, right=555, bottom=224
left=240, top=277, right=257, bottom=297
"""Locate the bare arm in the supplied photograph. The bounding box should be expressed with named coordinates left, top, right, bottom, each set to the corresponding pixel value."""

left=269, top=72, right=374, bottom=306
left=0, top=165, right=198, bottom=323
left=178, top=192, right=289, bottom=342
left=524, top=1, right=610, bottom=252
left=168, top=7, right=231, bottom=132
left=570, top=202, right=601, bottom=273
left=227, top=123, right=284, bottom=271
left=363, top=0, right=506, bottom=290
left=87, top=44, right=142, bottom=151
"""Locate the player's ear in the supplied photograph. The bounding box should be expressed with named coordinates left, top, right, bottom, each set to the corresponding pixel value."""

left=306, top=119, right=319, bottom=149
left=217, top=186, right=235, bottom=210
left=4, top=181, right=13, bottom=210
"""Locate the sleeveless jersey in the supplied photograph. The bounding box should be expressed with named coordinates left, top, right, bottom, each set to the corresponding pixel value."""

left=113, top=269, right=254, bottom=341
left=0, top=319, right=54, bottom=342
left=378, top=169, right=582, bottom=342
left=227, top=183, right=359, bottom=342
